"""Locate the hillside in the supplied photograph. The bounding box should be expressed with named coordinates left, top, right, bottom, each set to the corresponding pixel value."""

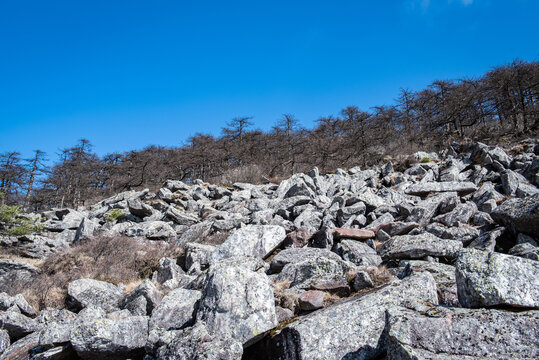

left=0, top=139, right=538, bottom=359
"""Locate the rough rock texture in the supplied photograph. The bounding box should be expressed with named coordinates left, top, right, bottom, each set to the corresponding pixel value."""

left=386, top=306, right=539, bottom=360
left=66, top=279, right=123, bottom=312
left=491, top=194, right=539, bottom=236
left=456, top=249, right=539, bottom=308
left=211, top=225, right=286, bottom=262
left=0, top=311, right=41, bottom=341
left=120, top=279, right=162, bottom=316
left=269, top=247, right=342, bottom=273
left=196, top=261, right=278, bottom=345
left=275, top=256, right=354, bottom=289
left=149, top=288, right=201, bottom=332
left=378, top=233, right=463, bottom=261
left=247, top=273, right=437, bottom=360
left=334, top=239, right=382, bottom=266
left=70, top=316, right=148, bottom=359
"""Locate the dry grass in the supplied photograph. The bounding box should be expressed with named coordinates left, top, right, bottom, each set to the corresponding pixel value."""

left=2, top=236, right=181, bottom=310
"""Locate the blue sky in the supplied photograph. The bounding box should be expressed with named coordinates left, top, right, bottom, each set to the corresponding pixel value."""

left=1, top=0, right=538, bottom=159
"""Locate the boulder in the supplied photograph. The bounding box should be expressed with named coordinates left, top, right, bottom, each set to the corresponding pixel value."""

left=0, top=311, right=41, bottom=341
left=154, top=322, right=243, bottom=360
left=298, top=290, right=325, bottom=311
left=378, top=233, right=462, bottom=261
left=386, top=306, right=539, bottom=360
left=247, top=273, right=437, bottom=360
left=432, top=202, right=477, bottom=227
left=275, top=256, right=354, bottom=290
left=333, top=240, right=382, bottom=266
left=183, top=243, right=215, bottom=275
left=0, top=260, right=40, bottom=288
left=405, top=181, right=477, bottom=195
left=66, top=279, right=122, bottom=312
left=508, top=243, right=539, bottom=261
left=456, top=249, right=539, bottom=308
left=211, top=225, right=286, bottom=262
left=0, top=329, right=9, bottom=355
left=70, top=316, right=148, bottom=360
left=149, top=288, right=201, bottom=331
left=120, top=279, right=162, bottom=316
left=196, top=261, right=277, bottom=345
left=332, top=228, right=374, bottom=240
left=269, top=247, right=342, bottom=274
left=491, top=194, right=539, bottom=236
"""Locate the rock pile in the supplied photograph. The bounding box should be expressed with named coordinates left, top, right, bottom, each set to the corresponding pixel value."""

left=0, top=140, right=538, bottom=359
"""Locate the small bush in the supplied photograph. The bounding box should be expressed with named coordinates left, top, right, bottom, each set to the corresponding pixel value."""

left=0, top=203, right=43, bottom=236
left=420, top=157, right=431, bottom=163
left=104, top=208, right=125, bottom=222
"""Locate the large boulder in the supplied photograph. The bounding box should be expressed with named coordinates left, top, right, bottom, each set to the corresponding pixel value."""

left=66, top=279, right=123, bottom=312
left=491, top=194, right=539, bottom=236
left=154, top=322, right=243, bottom=360
left=386, top=306, right=539, bottom=360
left=211, top=225, right=286, bottom=262
left=245, top=273, right=438, bottom=360
left=120, top=279, right=162, bottom=316
left=456, top=249, right=539, bottom=308
left=378, top=233, right=462, bottom=261
left=70, top=316, right=148, bottom=359
left=149, top=288, right=201, bottom=332
left=0, top=260, right=40, bottom=288
left=196, top=261, right=277, bottom=345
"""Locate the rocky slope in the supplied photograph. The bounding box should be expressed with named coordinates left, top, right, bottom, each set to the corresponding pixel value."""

left=0, top=140, right=538, bottom=359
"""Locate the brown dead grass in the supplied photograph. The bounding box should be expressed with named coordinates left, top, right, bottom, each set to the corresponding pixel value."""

left=2, top=236, right=181, bottom=310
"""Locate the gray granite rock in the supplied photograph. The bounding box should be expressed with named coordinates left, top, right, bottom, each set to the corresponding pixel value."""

left=378, top=233, right=462, bottom=261
left=491, top=194, right=539, bottom=236
left=149, top=288, right=201, bottom=332
left=333, top=240, right=382, bottom=266
left=66, top=279, right=122, bottom=312
left=456, top=249, right=539, bottom=308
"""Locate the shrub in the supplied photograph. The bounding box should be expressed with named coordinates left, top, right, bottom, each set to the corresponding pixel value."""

left=0, top=203, right=43, bottom=236
left=420, top=157, right=431, bottom=163
left=104, top=208, right=125, bottom=222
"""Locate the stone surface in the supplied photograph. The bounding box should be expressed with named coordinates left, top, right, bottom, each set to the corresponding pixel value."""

left=196, top=261, right=277, bottom=345
left=298, top=290, right=325, bottom=311
left=211, top=225, right=286, bottom=262
left=249, top=273, right=437, bottom=360
left=0, top=311, right=41, bottom=341
left=508, top=243, right=539, bottom=261
left=456, top=249, right=539, bottom=308
left=120, top=279, right=162, bottom=316
left=386, top=306, right=539, bottom=360
left=66, top=279, right=122, bottom=312
left=332, top=228, right=375, bottom=240
left=149, top=288, right=201, bottom=332
left=378, top=233, right=462, bottom=261
left=491, top=194, right=539, bottom=236
left=269, top=247, right=342, bottom=274
left=405, top=181, right=477, bottom=195
left=70, top=315, right=148, bottom=360
left=333, top=240, right=382, bottom=266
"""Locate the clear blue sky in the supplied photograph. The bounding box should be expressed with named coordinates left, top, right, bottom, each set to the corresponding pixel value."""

left=1, top=0, right=537, bottom=160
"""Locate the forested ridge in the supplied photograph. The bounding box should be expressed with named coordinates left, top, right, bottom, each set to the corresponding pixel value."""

left=2, top=59, right=538, bottom=209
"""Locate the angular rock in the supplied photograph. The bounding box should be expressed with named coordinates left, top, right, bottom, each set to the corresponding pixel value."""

left=386, top=306, right=539, bottom=360
left=508, top=243, right=539, bottom=261
left=196, top=261, right=277, bottom=345
left=66, top=279, right=122, bottom=312
left=491, top=194, right=539, bottom=236
left=127, top=198, right=153, bottom=218
left=298, top=290, right=325, bottom=311
left=211, top=225, right=286, bottom=262
left=377, top=221, right=419, bottom=236
left=120, top=279, right=162, bottom=316
left=332, top=228, right=374, bottom=240
left=333, top=240, right=382, bottom=266
left=269, top=247, right=342, bottom=274
left=468, top=227, right=505, bottom=252
left=405, top=181, right=477, bottom=195
left=0, top=329, right=9, bottom=355
left=70, top=316, right=148, bottom=360
left=424, top=223, right=479, bottom=245
left=0, top=311, right=41, bottom=341
left=351, top=271, right=374, bottom=291
left=0, top=260, right=40, bottom=288
left=250, top=273, right=437, bottom=360
left=378, top=233, right=462, bottom=261
left=398, top=260, right=459, bottom=306
left=183, top=243, right=215, bottom=275
left=433, top=202, right=477, bottom=227
left=165, top=206, right=198, bottom=225
left=456, top=249, right=539, bottom=308
left=149, top=288, right=201, bottom=331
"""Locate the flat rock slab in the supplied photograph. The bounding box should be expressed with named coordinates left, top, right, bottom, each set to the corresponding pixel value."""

left=387, top=306, right=539, bottom=360
left=269, top=247, right=342, bottom=274
left=66, top=279, right=122, bottom=312
left=332, top=228, right=375, bottom=240
left=378, top=233, right=462, bottom=261
left=247, top=273, right=437, bottom=360
left=456, top=249, right=539, bottom=308
left=405, top=181, right=477, bottom=195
